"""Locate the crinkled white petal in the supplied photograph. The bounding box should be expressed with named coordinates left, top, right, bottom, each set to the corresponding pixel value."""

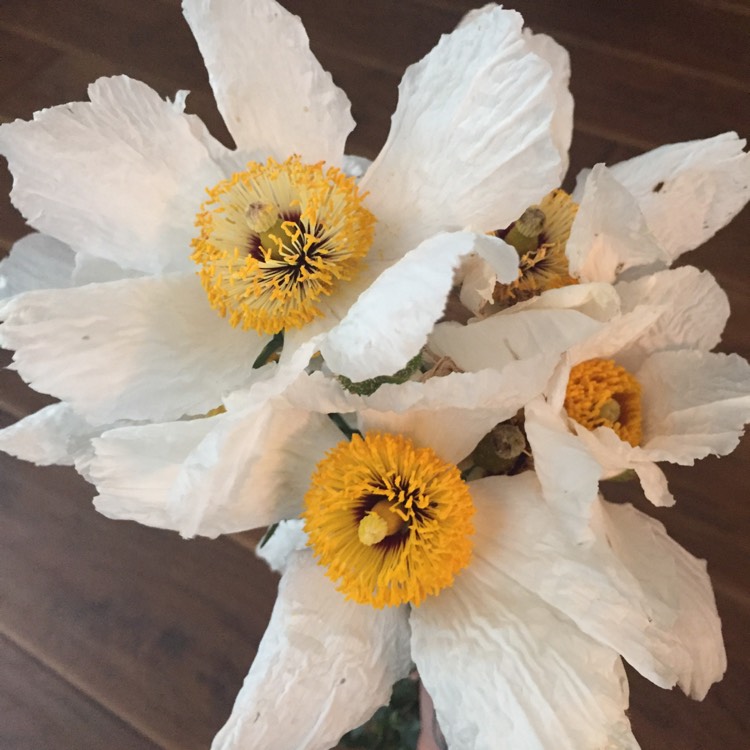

left=321, top=232, right=516, bottom=381
left=430, top=307, right=604, bottom=375
left=0, top=233, right=75, bottom=300
left=183, top=0, right=353, bottom=165
left=468, top=473, right=703, bottom=689
left=538, top=348, right=676, bottom=506
left=91, top=417, right=219, bottom=530
left=567, top=165, right=669, bottom=283
left=255, top=518, right=307, bottom=575
left=639, top=350, right=750, bottom=462
left=281, top=365, right=556, bottom=467
left=287, top=358, right=557, bottom=419
left=569, top=424, right=676, bottom=507
left=524, top=396, right=602, bottom=540
left=212, top=551, right=412, bottom=750
left=168, top=402, right=342, bottom=538
left=523, top=29, right=574, bottom=177
left=0, top=273, right=267, bottom=424
left=0, top=402, right=107, bottom=467
left=604, top=132, right=750, bottom=262
left=455, top=234, right=526, bottom=315
left=412, top=494, right=637, bottom=750
left=361, top=7, right=562, bottom=242
left=0, top=76, right=228, bottom=274
left=597, top=501, right=726, bottom=699
left=71, top=253, right=142, bottom=286
left=360, top=406, right=512, bottom=467
left=615, top=267, right=730, bottom=370
left=566, top=307, right=664, bottom=368
left=457, top=254, right=495, bottom=315
left=504, top=280, right=622, bottom=322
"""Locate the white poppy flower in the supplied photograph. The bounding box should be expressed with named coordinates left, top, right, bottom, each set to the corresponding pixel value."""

left=522, top=266, right=750, bottom=530
left=457, top=131, right=749, bottom=319
left=0, top=0, right=567, bottom=436
left=85, top=373, right=723, bottom=750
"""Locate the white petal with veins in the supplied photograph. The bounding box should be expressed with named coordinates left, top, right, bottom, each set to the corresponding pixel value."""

left=598, top=501, right=726, bottom=699
left=361, top=6, right=562, bottom=242
left=567, top=164, right=668, bottom=282
left=0, top=76, right=228, bottom=274
left=0, top=233, right=75, bottom=299
left=615, top=267, right=729, bottom=370
left=322, top=232, right=515, bottom=381
left=605, top=132, right=750, bottom=261
left=212, top=551, right=411, bottom=750
left=413, top=482, right=638, bottom=750
left=0, top=402, right=106, bottom=467
left=0, top=273, right=266, bottom=424
left=183, top=0, right=353, bottom=165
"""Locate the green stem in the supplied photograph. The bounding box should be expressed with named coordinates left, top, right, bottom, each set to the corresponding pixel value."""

left=259, top=522, right=279, bottom=548
left=328, top=412, right=362, bottom=440
left=252, top=331, right=284, bottom=369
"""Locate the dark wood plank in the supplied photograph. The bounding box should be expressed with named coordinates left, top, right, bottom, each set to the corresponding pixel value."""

left=0, top=444, right=279, bottom=749
left=627, top=590, right=750, bottom=748
left=422, top=0, right=750, bottom=87
left=0, top=27, right=60, bottom=100
left=0, top=359, right=57, bottom=421
left=0, top=0, right=206, bottom=95
left=0, top=633, right=160, bottom=750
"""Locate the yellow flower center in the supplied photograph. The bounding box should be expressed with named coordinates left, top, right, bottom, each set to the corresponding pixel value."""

left=303, top=432, right=474, bottom=608
left=564, top=358, right=643, bottom=446
left=192, top=155, right=375, bottom=335
left=493, top=188, right=579, bottom=307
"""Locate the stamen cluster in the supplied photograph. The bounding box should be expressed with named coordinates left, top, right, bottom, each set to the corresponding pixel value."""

left=192, top=155, right=375, bottom=334
left=564, top=358, right=643, bottom=446
left=303, top=432, right=474, bottom=608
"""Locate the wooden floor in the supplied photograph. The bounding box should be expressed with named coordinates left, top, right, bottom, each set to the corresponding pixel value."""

left=1, top=1, right=748, bottom=748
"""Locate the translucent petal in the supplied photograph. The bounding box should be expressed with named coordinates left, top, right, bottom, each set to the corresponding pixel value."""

left=524, top=396, right=602, bottom=540
left=0, top=233, right=75, bottom=300
left=169, top=403, right=343, bottom=538
left=0, top=402, right=104, bottom=467
left=321, top=232, right=514, bottom=381
left=567, top=165, right=669, bottom=282
left=212, top=551, right=411, bottom=750
left=639, top=350, right=750, bottom=462
left=523, top=30, right=574, bottom=177
left=183, top=0, right=353, bottom=165
left=0, top=76, right=228, bottom=274
left=606, top=132, right=750, bottom=262
left=430, top=307, right=604, bottom=375
left=598, top=501, right=726, bottom=699
left=468, top=473, right=706, bottom=689
left=361, top=7, right=562, bottom=243
left=91, top=417, right=218, bottom=530
left=615, top=267, right=730, bottom=370
left=0, top=273, right=267, bottom=424
left=412, top=492, right=638, bottom=750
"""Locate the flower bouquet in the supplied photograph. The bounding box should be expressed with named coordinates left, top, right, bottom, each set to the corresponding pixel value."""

left=1, top=1, right=749, bottom=749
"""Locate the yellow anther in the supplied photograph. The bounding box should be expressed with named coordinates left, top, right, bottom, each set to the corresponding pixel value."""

left=493, top=189, right=579, bottom=307
left=358, top=500, right=406, bottom=546
left=245, top=201, right=278, bottom=233
left=598, top=398, right=621, bottom=423
left=303, top=432, right=474, bottom=608
left=564, top=358, right=642, bottom=446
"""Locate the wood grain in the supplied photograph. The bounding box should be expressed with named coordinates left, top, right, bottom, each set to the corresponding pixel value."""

left=0, top=634, right=160, bottom=750
left=0, top=1, right=748, bottom=748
